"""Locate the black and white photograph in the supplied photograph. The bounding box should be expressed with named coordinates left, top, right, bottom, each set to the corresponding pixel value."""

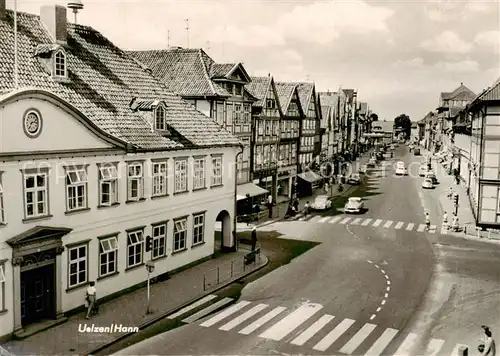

left=0, top=0, right=499, bottom=355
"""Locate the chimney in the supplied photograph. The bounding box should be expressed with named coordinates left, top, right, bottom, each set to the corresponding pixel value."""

left=40, top=5, right=67, bottom=43
left=0, top=0, right=5, bottom=20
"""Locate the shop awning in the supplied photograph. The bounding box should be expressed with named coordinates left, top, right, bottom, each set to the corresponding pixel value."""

left=298, top=171, right=324, bottom=183
left=236, top=183, right=269, bottom=201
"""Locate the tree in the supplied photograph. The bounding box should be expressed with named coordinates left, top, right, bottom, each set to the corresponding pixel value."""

left=394, top=114, right=412, bottom=139
left=369, top=113, right=378, bottom=121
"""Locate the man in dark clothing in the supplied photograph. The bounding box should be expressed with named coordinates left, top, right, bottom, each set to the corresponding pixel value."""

left=251, top=227, right=257, bottom=251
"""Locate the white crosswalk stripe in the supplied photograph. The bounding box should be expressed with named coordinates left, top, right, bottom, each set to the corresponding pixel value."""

left=193, top=298, right=471, bottom=355
left=406, top=223, right=415, bottom=231
left=417, top=224, right=426, bottom=232
left=373, top=219, right=383, bottom=227
left=351, top=217, right=362, bottom=225
left=394, top=221, right=404, bottom=229
left=383, top=220, right=393, bottom=228
left=329, top=216, right=342, bottom=224
left=429, top=225, right=437, bottom=233
left=361, top=218, right=372, bottom=226
left=451, top=343, right=469, bottom=356
left=339, top=217, right=351, bottom=224
left=318, top=216, right=330, bottom=223
left=441, top=225, right=449, bottom=234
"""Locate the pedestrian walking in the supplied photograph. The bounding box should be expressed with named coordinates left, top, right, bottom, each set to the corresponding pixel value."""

left=267, top=195, right=273, bottom=218
left=448, top=187, right=454, bottom=199
left=85, top=281, right=97, bottom=319
left=251, top=227, right=257, bottom=252
left=452, top=214, right=459, bottom=232
left=425, top=212, right=431, bottom=231
left=304, top=201, right=310, bottom=216
left=479, top=325, right=496, bottom=356
left=443, top=212, right=448, bottom=230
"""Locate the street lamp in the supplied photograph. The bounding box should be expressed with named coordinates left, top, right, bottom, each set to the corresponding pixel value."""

left=145, top=260, right=155, bottom=314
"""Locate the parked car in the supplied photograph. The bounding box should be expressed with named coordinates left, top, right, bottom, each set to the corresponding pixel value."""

left=395, top=166, right=407, bottom=175
left=413, top=148, right=420, bottom=155
left=344, top=197, right=364, bottom=214
left=347, top=174, right=362, bottom=185
left=422, top=178, right=434, bottom=189
left=396, top=161, right=405, bottom=168
left=419, top=165, right=427, bottom=176
left=390, top=144, right=395, bottom=150
left=367, top=158, right=376, bottom=167
left=359, top=165, right=367, bottom=174
left=311, top=195, right=332, bottom=211
left=425, top=171, right=438, bottom=184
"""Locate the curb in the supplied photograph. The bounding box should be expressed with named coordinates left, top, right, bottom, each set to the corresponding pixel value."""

left=86, top=254, right=269, bottom=356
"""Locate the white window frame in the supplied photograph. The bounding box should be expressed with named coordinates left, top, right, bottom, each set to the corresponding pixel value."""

left=127, top=163, right=143, bottom=201
left=99, top=165, right=119, bottom=206
left=68, top=244, right=87, bottom=288
left=152, top=223, right=167, bottom=259
left=174, top=159, right=188, bottom=193
left=66, top=167, right=88, bottom=211
left=53, top=49, right=67, bottom=78
left=23, top=171, right=48, bottom=218
left=155, top=105, right=166, bottom=130
left=99, top=236, right=118, bottom=277
left=152, top=162, right=167, bottom=196
left=0, top=180, right=4, bottom=224
left=193, top=213, right=205, bottom=245
left=211, top=156, right=223, bottom=186
left=173, top=218, right=188, bottom=252
left=193, top=158, right=206, bottom=190
left=127, top=230, right=144, bottom=268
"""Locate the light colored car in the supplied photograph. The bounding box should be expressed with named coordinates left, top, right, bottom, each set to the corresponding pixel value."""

left=425, top=171, right=438, bottom=184
left=344, top=197, right=364, bottom=214
left=390, top=144, right=395, bottom=150
left=395, top=167, right=407, bottom=175
left=422, top=178, right=434, bottom=189
left=347, top=174, right=361, bottom=185
left=312, top=195, right=332, bottom=211
left=396, top=161, right=405, bottom=168
left=367, top=158, right=376, bottom=167
left=418, top=165, right=427, bottom=176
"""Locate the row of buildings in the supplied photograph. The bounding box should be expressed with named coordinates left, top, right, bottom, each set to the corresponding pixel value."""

left=0, top=2, right=377, bottom=338
left=412, top=81, right=500, bottom=230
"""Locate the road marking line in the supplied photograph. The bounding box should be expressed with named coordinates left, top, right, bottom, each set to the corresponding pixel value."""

left=406, top=223, right=415, bottom=231
left=199, top=300, right=251, bottom=327
left=361, top=218, right=373, bottom=226
left=383, top=220, right=393, bottom=228
left=318, top=217, right=330, bottom=223
left=313, top=318, right=355, bottom=351
left=351, top=217, right=362, bottom=225
left=381, top=300, right=386, bottom=305
left=395, top=221, right=404, bottom=229
left=385, top=275, right=389, bottom=279
left=429, top=225, right=437, bottom=233
left=219, top=303, right=268, bottom=331
left=451, top=343, right=469, bottom=356
left=367, top=260, right=373, bottom=264
left=376, top=307, right=381, bottom=312
left=309, top=216, right=321, bottom=222
left=373, top=219, right=383, bottom=227
left=384, top=293, right=388, bottom=298
left=380, top=269, right=385, bottom=274
left=386, top=286, right=390, bottom=292
left=364, top=328, right=399, bottom=356
left=387, top=281, right=391, bottom=285
left=339, top=323, right=377, bottom=354
left=183, top=297, right=234, bottom=323
left=375, top=265, right=380, bottom=269
left=291, top=314, right=335, bottom=346
left=239, top=306, right=286, bottom=335
left=329, top=216, right=343, bottom=224
left=425, top=338, right=445, bottom=356
left=394, top=332, right=419, bottom=355
left=417, top=224, right=426, bottom=232
left=370, top=314, right=376, bottom=320
left=167, top=294, right=217, bottom=319
left=340, top=217, right=351, bottom=224
left=259, top=302, right=323, bottom=341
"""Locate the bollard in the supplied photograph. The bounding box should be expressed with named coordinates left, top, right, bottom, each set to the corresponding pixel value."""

left=458, top=345, right=467, bottom=356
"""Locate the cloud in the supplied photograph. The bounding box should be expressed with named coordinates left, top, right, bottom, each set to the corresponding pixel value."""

left=420, top=31, right=472, bottom=53
left=474, top=31, right=500, bottom=51
left=207, top=25, right=286, bottom=47
left=425, top=0, right=492, bottom=22
left=393, top=58, right=424, bottom=68
left=434, top=60, right=480, bottom=73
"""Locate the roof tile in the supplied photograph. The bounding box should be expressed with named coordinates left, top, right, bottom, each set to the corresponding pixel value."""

left=274, top=82, right=297, bottom=114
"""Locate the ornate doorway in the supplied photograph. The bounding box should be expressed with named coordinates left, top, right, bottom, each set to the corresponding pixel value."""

left=20, top=251, right=56, bottom=326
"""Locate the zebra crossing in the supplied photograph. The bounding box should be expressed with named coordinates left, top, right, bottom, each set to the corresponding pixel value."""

left=171, top=296, right=467, bottom=355
left=293, top=215, right=438, bottom=234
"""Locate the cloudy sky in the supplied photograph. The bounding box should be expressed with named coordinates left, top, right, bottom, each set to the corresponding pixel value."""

left=8, top=0, right=500, bottom=121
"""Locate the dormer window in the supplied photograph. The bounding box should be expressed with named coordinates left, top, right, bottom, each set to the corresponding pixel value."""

left=53, top=49, right=67, bottom=78
left=155, top=105, right=166, bottom=130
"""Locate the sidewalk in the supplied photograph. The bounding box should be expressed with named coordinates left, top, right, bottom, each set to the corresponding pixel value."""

left=423, top=148, right=500, bottom=241
left=2, top=251, right=268, bottom=356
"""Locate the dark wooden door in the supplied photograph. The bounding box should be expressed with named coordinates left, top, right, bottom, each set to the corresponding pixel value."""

left=21, top=264, right=55, bottom=325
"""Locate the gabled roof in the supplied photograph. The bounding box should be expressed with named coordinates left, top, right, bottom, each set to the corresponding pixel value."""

left=275, top=82, right=298, bottom=114
left=246, top=76, right=272, bottom=107
left=441, top=83, right=476, bottom=101
left=321, top=105, right=331, bottom=120
left=318, top=92, right=340, bottom=108
left=295, top=82, right=315, bottom=115
left=342, top=89, right=356, bottom=103
left=0, top=9, right=240, bottom=149
left=210, top=63, right=251, bottom=82
left=469, top=77, right=500, bottom=107
left=449, top=106, right=464, bottom=118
